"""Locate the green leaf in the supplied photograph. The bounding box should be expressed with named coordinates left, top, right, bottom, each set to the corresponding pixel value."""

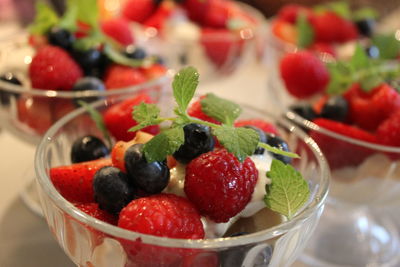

left=264, top=159, right=310, bottom=219
left=77, top=100, right=112, bottom=148
left=258, top=143, right=300, bottom=159
left=372, top=34, right=400, bottom=60
left=213, top=126, right=259, bottom=162
left=201, top=93, right=242, bottom=125
left=296, top=13, right=314, bottom=48
left=173, top=66, right=199, bottom=114
left=326, top=61, right=353, bottom=95
left=29, top=2, right=59, bottom=35
left=326, top=1, right=351, bottom=19
left=349, top=45, right=370, bottom=71
left=58, top=0, right=78, bottom=32
left=75, top=0, right=99, bottom=29
left=128, top=103, right=162, bottom=132
left=360, top=74, right=383, bottom=91
left=103, top=45, right=151, bottom=67
left=353, top=7, right=379, bottom=21
left=143, top=127, right=185, bottom=162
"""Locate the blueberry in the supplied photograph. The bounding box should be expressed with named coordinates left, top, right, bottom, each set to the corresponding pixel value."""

left=365, top=45, right=380, bottom=59
left=173, top=123, right=215, bottom=163
left=47, top=27, right=75, bottom=51
left=124, top=45, right=147, bottom=60
left=244, top=125, right=267, bottom=155
left=265, top=133, right=292, bottom=164
left=355, top=19, right=375, bottom=37
left=289, top=104, right=317, bottom=121
left=72, top=48, right=107, bottom=77
left=320, top=96, right=348, bottom=122
left=71, top=135, right=109, bottom=163
left=0, top=72, right=21, bottom=106
left=72, top=77, right=106, bottom=106
left=125, top=144, right=170, bottom=194
left=93, top=166, right=135, bottom=214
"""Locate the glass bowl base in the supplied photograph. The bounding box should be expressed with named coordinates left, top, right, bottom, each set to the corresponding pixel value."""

left=19, top=166, right=43, bottom=217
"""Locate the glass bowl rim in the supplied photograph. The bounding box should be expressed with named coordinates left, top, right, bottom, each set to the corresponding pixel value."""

left=35, top=99, right=330, bottom=249
left=286, top=111, right=400, bottom=153
left=0, top=32, right=173, bottom=98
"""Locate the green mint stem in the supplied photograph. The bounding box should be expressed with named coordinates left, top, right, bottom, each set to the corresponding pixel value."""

left=258, top=143, right=300, bottom=158
left=353, top=63, right=400, bottom=82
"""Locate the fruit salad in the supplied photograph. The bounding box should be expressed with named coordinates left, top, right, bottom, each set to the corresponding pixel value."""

left=119, top=0, right=267, bottom=79
left=0, top=0, right=169, bottom=140
left=35, top=67, right=329, bottom=266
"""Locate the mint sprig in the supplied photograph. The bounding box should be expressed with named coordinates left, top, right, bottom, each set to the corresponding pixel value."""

left=372, top=34, right=400, bottom=60
left=327, top=45, right=400, bottom=95
left=264, top=159, right=310, bottom=219
left=29, top=2, right=59, bottom=35
left=129, top=66, right=300, bottom=162
left=296, top=13, right=314, bottom=48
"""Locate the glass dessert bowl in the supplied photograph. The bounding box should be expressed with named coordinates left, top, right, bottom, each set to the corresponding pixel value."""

left=34, top=72, right=329, bottom=266
left=268, top=25, right=400, bottom=265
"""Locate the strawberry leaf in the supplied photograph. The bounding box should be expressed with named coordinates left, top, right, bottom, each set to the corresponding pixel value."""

left=201, top=93, right=242, bottom=125
left=265, top=159, right=310, bottom=219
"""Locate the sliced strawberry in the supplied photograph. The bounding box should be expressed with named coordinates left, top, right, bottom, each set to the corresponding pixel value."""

left=200, top=28, right=244, bottom=68
left=101, top=17, right=134, bottom=46
left=122, top=0, right=156, bottom=23
left=234, top=119, right=278, bottom=135
left=202, top=0, right=230, bottom=28
left=103, top=94, right=160, bottom=141
left=344, top=83, right=400, bottom=131
left=17, top=96, right=53, bottom=135
left=184, top=0, right=209, bottom=24
left=143, top=1, right=174, bottom=30
left=271, top=19, right=298, bottom=44
left=75, top=203, right=118, bottom=225
left=188, top=96, right=220, bottom=124
left=312, top=11, right=357, bottom=43
left=140, top=64, right=167, bottom=80
left=310, top=118, right=377, bottom=169
left=277, top=4, right=314, bottom=24
left=50, top=158, right=112, bottom=203
left=104, top=65, right=147, bottom=90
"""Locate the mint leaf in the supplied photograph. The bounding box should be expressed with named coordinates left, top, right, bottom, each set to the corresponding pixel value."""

left=326, top=61, right=353, bottom=95
left=213, top=126, right=259, bottom=162
left=372, top=34, right=400, bottom=60
left=143, top=127, right=184, bottom=162
left=296, top=13, right=314, bottom=48
left=78, top=100, right=112, bottom=148
left=103, top=45, right=151, bottom=67
left=201, top=93, right=242, bottom=125
left=58, top=0, right=78, bottom=32
left=128, top=103, right=162, bottom=132
left=264, top=159, right=310, bottom=219
left=29, top=2, right=59, bottom=35
left=353, top=7, right=379, bottom=21
left=74, top=0, right=99, bottom=29
left=349, top=45, right=370, bottom=70
left=326, top=1, right=351, bottom=19
left=173, top=66, right=199, bottom=114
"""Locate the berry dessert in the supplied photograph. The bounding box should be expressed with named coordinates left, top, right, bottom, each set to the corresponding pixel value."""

left=0, top=0, right=168, bottom=139
left=269, top=1, right=380, bottom=59
left=118, top=0, right=267, bottom=79
left=35, top=67, right=329, bottom=267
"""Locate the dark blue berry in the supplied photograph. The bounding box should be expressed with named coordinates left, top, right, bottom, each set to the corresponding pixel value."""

left=355, top=19, right=375, bottom=37
left=320, top=96, right=348, bottom=122
left=125, top=144, right=170, bottom=194
left=265, top=133, right=292, bottom=164
left=72, top=49, right=107, bottom=77
left=72, top=77, right=106, bottom=106
left=124, top=45, right=147, bottom=60
left=71, top=135, right=109, bottom=163
left=0, top=72, right=22, bottom=106
left=173, top=123, right=215, bottom=163
left=47, top=27, right=75, bottom=51
left=289, top=104, right=317, bottom=121
left=365, top=45, right=380, bottom=59
left=93, top=166, right=134, bottom=215
left=244, top=125, right=267, bottom=155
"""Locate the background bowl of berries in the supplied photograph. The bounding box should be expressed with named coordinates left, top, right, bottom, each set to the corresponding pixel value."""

left=34, top=67, right=329, bottom=267
left=0, top=1, right=170, bottom=145
left=267, top=6, right=400, bottom=265
left=118, top=0, right=268, bottom=81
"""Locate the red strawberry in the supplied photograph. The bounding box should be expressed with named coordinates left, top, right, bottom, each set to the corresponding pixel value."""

left=377, top=111, right=400, bottom=147
left=119, top=193, right=204, bottom=238
left=277, top=4, right=314, bottom=24
left=75, top=21, right=91, bottom=38
left=17, top=96, right=53, bottom=135
left=122, top=0, right=156, bottom=23
left=310, top=42, right=336, bottom=57
left=200, top=28, right=244, bottom=68
left=75, top=203, right=118, bottom=225
left=28, top=34, right=48, bottom=50
left=234, top=119, right=278, bottom=135
left=344, top=83, right=400, bottom=131
left=184, top=0, right=209, bottom=24
left=312, top=12, right=358, bottom=43
left=188, top=96, right=220, bottom=124
left=310, top=118, right=377, bottom=169
left=271, top=19, right=298, bottom=44
left=29, top=45, right=83, bottom=90
left=202, top=0, right=229, bottom=28
left=101, top=18, right=134, bottom=46
left=185, top=149, right=258, bottom=223
left=103, top=65, right=147, bottom=90
left=143, top=1, right=174, bottom=30
left=140, top=64, right=167, bottom=80
left=50, top=158, right=112, bottom=203
left=280, top=51, right=329, bottom=99
left=103, top=93, right=160, bottom=141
